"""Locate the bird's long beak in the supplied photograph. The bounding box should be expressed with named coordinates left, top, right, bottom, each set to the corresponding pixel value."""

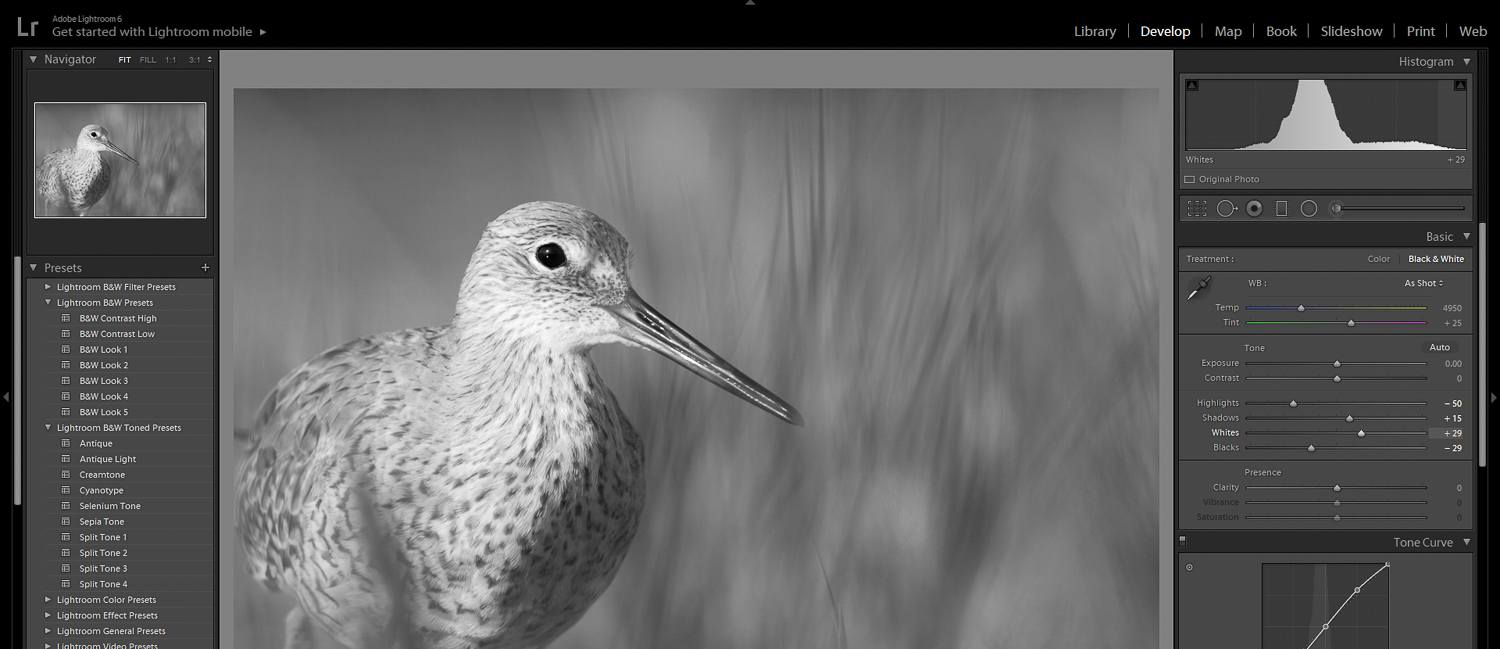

left=606, top=289, right=803, bottom=426
left=105, top=141, right=138, bottom=166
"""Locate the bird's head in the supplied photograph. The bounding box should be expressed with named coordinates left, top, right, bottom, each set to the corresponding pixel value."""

left=76, top=125, right=138, bottom=166
left=457, top=201, right=802, bottom=425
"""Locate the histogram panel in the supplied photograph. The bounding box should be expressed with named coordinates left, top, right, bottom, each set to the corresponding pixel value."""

left=1186, top=79, right=1467, bottom=150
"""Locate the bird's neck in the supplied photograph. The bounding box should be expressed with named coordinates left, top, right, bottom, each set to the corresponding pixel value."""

left=438, top=320, right=615, bottom=469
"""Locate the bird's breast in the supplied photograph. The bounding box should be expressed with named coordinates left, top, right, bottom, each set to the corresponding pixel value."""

left=386, top=407, right=646, bottom=645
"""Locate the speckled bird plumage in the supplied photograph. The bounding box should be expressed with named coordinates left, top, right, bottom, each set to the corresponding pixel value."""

left=37, top=124, right=138, bottom=216
left=238, top=202, right=800, bottom=649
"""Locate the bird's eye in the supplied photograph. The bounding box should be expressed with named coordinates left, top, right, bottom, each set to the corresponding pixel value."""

left=90, top=131, right=99, bottom=138
left=536, top=243, right=567, bottom=269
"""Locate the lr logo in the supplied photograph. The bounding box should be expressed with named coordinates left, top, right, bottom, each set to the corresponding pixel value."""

left=17, top=17, right=39, bottom=36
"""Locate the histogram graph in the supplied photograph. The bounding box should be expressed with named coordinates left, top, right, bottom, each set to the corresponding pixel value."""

left=1262, top=563, right=1390, bottom=649
left=1185, top=79, right=1467, bottom=150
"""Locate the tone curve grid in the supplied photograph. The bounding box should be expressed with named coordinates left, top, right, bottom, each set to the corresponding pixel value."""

left=1263, top=563, right=1390, bottom=649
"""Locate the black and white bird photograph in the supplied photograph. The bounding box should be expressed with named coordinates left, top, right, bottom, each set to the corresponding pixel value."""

left=34, top=102, right=209, bottom=218
left=231, top=89, right=1161, bottom=649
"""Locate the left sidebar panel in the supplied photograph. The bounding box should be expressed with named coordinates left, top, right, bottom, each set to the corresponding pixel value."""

left=19, top=51, right=218, bottom=649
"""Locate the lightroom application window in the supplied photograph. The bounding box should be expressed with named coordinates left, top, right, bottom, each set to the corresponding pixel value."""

left=7, top=12, right=1490, bottom=649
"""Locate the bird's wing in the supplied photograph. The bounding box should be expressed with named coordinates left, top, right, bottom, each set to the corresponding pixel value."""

left=38, top=149, right=63, bottom=173
left=236, top=326, right=450, bottom=591
left=37, top=151, right=65, bottom=210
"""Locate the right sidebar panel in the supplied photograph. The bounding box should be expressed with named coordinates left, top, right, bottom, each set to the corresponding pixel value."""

left=1174, top=50, right=1484, bottom=649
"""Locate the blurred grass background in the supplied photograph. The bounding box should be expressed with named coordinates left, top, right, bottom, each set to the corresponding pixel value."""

left=35, top=102, right=208, bottom=217
left=232, top=88, right=1160, bottom=648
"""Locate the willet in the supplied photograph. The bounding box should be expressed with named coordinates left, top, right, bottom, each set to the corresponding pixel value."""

left=238, top=201, right=802, bottom=649
left=36, top=124, right=138, bottom=216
